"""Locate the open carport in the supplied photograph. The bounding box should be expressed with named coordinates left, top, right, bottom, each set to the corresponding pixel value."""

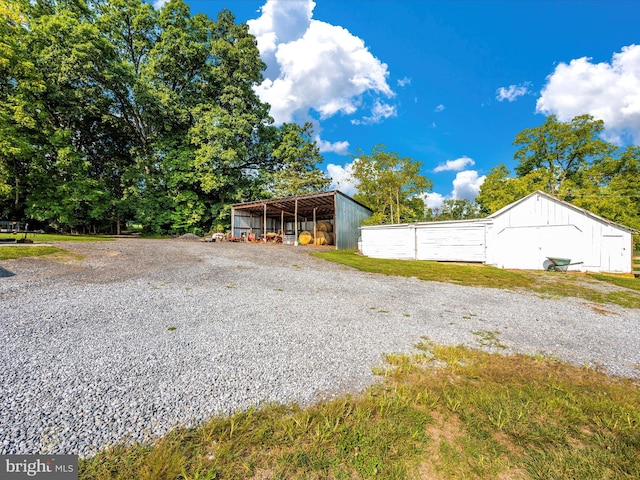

left=231, top=190, right=372, bottom=249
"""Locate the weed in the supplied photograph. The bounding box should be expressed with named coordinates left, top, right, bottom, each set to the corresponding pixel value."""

left=472, top=330, right=506, bottom=349
left=167, top=326, right=176, bottom=332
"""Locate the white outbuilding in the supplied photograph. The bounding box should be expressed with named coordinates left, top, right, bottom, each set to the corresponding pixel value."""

left=360, top=190, right=637, bottom=273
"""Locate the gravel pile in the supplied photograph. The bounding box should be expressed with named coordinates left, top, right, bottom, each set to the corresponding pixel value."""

left=1, top=239, right=639, bottom=457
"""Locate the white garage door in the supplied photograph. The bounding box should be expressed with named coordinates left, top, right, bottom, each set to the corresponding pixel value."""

left=416, top=224, right=486, bottom=262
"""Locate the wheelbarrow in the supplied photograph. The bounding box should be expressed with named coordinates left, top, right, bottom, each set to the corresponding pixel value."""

left=546, top=257, right=583, bottom=272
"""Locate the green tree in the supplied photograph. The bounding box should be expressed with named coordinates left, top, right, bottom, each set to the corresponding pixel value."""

left=476, top=164, right=552, bottom=214
left=436, top=198, right=481, bottom=220
left=0, top=0, right=45, bottom=219
left=269, top=122, right=330, bottom=197
left=573, top=145, right=640, bottom=232
left=478, top=115, right=639, bottom=238
left=349, top=145, right=432, bottom=225
left=0, top=0, right=275, bottom=234
left=513, top=114, right=615, bottom=198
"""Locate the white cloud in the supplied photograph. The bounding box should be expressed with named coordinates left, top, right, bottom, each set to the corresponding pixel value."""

left=537, top=44, right=640, bottom=143
left=433, top=156, right=475, bottom=173
left=327, top=161, right=358, bottom=196
left=397, top=77, right=411, bottom=87
left=152, top=0, right=168, bottom=9
left=451, top=170, right=486, bottom=201
left=422, top=192, right=445, bottom=211
left=423, top=170, right=486, bottom=213
left=496, top=83, right=530, bottom=102
left=316, top=137, right=350, bottom=155
left=248, top=0, right=394, bottom=125
left=434, top=104, right=445, bottom=112
left=351, top=100, right=397, bottom=125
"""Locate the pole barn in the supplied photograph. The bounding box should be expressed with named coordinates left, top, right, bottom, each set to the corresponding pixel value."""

left=231, top=191, right=372, bottom=250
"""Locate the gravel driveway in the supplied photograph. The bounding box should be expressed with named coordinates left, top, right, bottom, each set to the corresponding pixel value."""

left=1, top=239, right=639, bottom=457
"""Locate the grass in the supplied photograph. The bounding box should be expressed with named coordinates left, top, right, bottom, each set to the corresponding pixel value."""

left=591, top=274, right=640, bottom=292
left=0, top=233, right=113, bottom=243
left=0, top=245, right=63, bottom=260
left=0, top=233, right=112, bottom=261
left=313, top=250, right=640, bottom=309
left=79, top=342, right=640, bottom=479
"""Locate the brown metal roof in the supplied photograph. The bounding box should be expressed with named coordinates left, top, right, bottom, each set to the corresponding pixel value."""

left=232, top=190, right=369, bottom=218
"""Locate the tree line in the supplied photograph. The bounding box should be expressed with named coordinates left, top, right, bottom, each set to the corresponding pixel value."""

left=349, top=114, right=640, bottom=236
left=0, top=0, right=329, bottom=235
left=477, top=114, right=640, bottom=233
left=1, top=1, right=638, bottom=236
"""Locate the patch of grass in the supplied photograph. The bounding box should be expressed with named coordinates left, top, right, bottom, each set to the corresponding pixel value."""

left=0, top=233, right=113, bottom=243
left=590, top=274, right=640, bottom=292
left=313, top=250, right=640, bottom=309
left=79, top=342, right=640, bottom=479
left=0, top=246, right=63, bottom=260
left=472, top=330, right=506, bottom=350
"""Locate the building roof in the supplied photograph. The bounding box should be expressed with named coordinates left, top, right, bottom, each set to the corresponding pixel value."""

left=361, top=190, right=637, bottom=234
left=232, top=190, right=372, bottom=218
left=488, top=190, right=638, bottom=234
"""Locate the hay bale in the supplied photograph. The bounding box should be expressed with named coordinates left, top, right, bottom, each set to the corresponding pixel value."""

left=315, top=231, right=334, bottom=245
left=298, top=231, right=313, bottom=245
left=316, top=221, right=333, bottom=232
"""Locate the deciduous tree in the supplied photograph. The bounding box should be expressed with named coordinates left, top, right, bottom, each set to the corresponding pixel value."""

left=349, top=145, right=431, bottom=225
left=269, top=122, right=330, bottom=197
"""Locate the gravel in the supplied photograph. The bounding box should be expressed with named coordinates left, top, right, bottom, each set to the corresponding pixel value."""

left=1, top=239, right=639, bottom=457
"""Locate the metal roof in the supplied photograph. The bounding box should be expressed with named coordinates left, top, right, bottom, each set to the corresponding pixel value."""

left=232, top=190, right=372, bottom=218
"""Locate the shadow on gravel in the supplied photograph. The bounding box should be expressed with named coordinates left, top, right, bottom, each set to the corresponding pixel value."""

left=0, top=266, right=15, bottom=278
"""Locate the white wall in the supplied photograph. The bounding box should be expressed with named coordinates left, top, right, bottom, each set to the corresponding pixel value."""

left=415, top=222, right=487, bottom=262
left=360, top=225, right=413, bottom=259
left=360, top=192, right=633, bottom=273
left=487, top=193, right=632, bottom=273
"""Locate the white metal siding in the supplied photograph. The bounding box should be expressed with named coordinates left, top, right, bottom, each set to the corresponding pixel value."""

left=488, top=193, right=632, bottom=273
left=360, top=226, right=413, bottom=259
left=416, top=224, right=486, bottom=262
left=490, top=224, right=583, bottom=270
left=361, top=192, right=633, bottom=273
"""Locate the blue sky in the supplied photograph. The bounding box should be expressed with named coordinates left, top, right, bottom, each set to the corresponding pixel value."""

left=158, top=0, right=640, bottom=208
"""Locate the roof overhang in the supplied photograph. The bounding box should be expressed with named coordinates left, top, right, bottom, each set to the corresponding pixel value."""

left=232, top=191, right=338, bottom=218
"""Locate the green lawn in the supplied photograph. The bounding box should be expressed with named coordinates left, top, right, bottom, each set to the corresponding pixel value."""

left=0, top=234, right=112, bottom=260
left=0, top=233, right=113, bottom=243
left=0, top=245, right=64, bottom=260
left=313, top=250, right=640, bottom=309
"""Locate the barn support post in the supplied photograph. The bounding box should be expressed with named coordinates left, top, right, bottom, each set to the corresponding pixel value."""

left=294, top=198, right=298, bottom=246
left=281, top=211, right=284, bottom=236
left=231, top=206, right=235, bottom=240
left=313, top=208, right=317, bottom=245
left=263, top=203, right=267, bottom=242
